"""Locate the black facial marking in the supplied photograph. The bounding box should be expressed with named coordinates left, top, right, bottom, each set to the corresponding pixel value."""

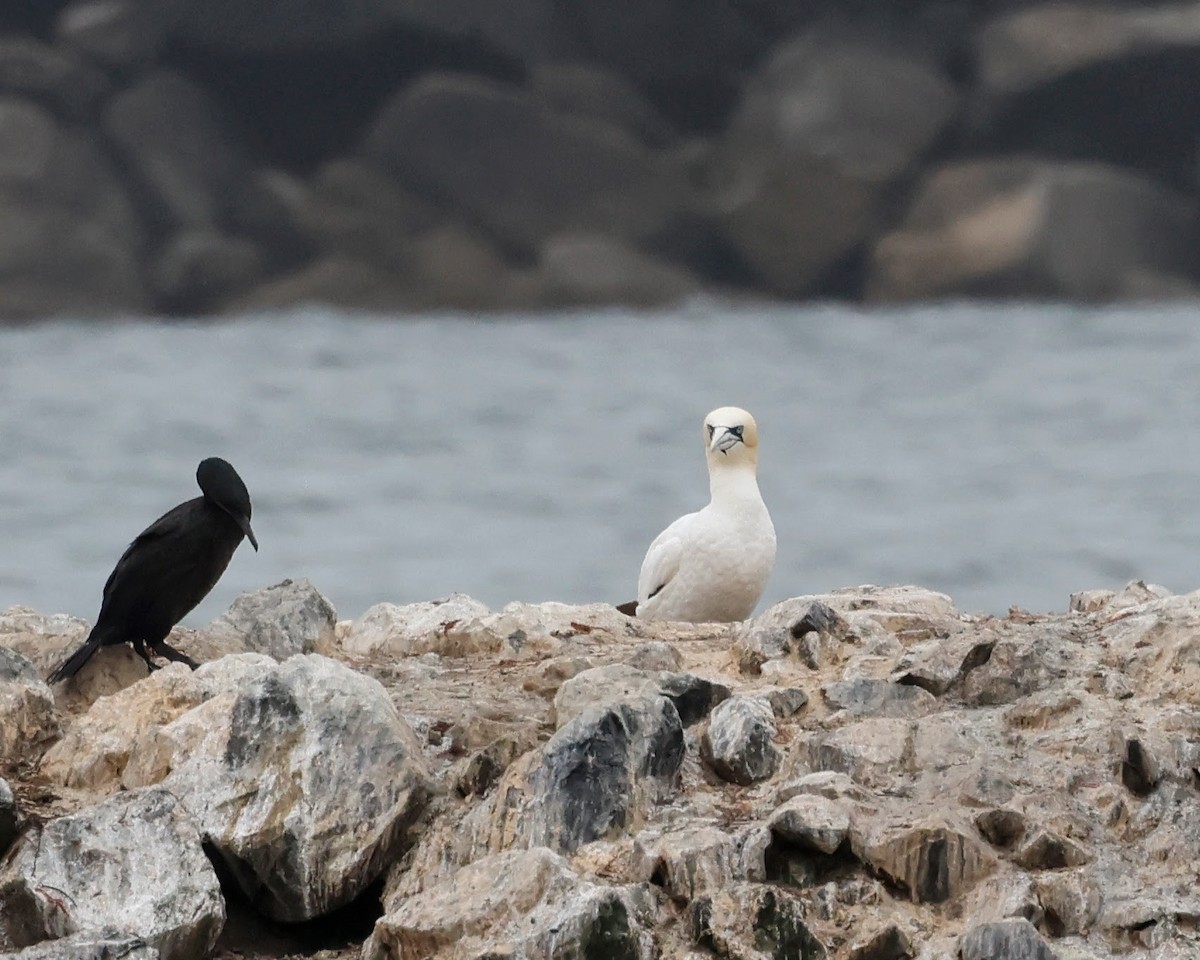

left=730, top=425, right=745, bottom=440
left=706, top=424, right=715, bottom=438
left=648, top=582, right=666, bottom=599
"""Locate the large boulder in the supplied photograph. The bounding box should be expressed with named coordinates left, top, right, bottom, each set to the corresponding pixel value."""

left=971, top=2, right=1200, bottom=187
left=366, top=848, right=654, bottom=960
left=0, top=648, right=59, bottom=766
left=0, top=37, right=110, bottom=121
left=196, top=578, right=338, bottom=661
left=866, top=160, right=1199, bottom=302
left=0, top=97, right=147, bottom=320
left=364, top=73, right=691, bottom=255
left=710, top=26, right=957, bottom=296
left=0, top=788, right=223, bottom=960
left=536, top=232, right=702, bottom=308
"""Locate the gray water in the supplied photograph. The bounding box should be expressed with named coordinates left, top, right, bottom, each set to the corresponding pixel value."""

left=2, top=301, right=1198, bottom=628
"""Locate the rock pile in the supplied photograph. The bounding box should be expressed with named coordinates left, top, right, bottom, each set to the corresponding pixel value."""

left=1, top=576, right=1199, bottom=958
left=3, top=0, right=1200, bottom=321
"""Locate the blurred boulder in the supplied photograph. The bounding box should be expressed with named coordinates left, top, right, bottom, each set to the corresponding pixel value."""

left=867, top=159, right=1199, bottom=302
left=364, top=73, right=690, bottom=255
left=971, top=2, right=1200, bottom=187
left=0, top=36, right=110, bottom=122
left=710, top=26, right=957, bottom=296
left=55, top=0, right=164, bottom=71
left=528, top=62, right=676, bottom=146
left=0, top=97, right=147, bottom=321
left=151, top=230, right=265, bottom=314
left=537, top=232, right=702, bottom=308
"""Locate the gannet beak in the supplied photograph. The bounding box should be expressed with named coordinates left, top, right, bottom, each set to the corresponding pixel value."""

left=710, top=428, right=743, bottom=455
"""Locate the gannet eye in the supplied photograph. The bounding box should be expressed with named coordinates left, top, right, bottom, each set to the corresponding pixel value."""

left=730, top=425, right=744, bottom=440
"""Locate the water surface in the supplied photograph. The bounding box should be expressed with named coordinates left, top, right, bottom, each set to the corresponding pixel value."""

left=2, top=301, right=1197, bottom=626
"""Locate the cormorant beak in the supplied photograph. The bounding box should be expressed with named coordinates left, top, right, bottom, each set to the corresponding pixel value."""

left=239, top=516, right=259, bottom=551
left=710, top=427, right=744, bottom=455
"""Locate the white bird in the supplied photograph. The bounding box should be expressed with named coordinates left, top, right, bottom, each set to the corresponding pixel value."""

left=627, top=406, right=776, bottom=623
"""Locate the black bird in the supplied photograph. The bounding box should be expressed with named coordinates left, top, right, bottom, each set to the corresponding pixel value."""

left=47, top=457, right=258, bottom=683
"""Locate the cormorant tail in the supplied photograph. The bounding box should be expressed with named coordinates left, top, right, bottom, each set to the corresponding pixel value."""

left=46, top=627, right=113, bottom=684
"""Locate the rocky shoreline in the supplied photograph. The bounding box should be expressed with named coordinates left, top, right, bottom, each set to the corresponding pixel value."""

left=4, top=0, right=1200, bottom=321
left=1, top=577, right=1198, bottom=958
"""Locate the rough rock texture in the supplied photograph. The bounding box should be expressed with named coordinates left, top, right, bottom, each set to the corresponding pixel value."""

left=0, top=788, right=222, bottom=959
left=0, top=778, right=17, bottom=856
left=702, top=695, right=780, bottom=786
left=197, top=577, right=338, bottom=661
left=0, top=928, right=159, bottom=959
left=6, top=580, right=1200, bottom=958
left=0, top=648, right=60, bottom=766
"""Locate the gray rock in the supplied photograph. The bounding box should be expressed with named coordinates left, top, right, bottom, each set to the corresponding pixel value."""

left=55, top=0, right=163, bottom=70
left=807, top=718, right=911, bottom=789
left=764, top=687, right=808, bottom=718
left=712, top=25, right=957, bottom=296
left=159, top=655, right=435, bottom=921
left=0, top=647, right=59, bottom=766
left=656, top=671, right=730, bottom=726
left=200, top=578, right=337, bottom=661
left=0, top=778, right=17, bottom=856
left=0, top=97, right=147, bottom=320
left=691, top=883, right=828, bottom=959
left=0, top=928, right=159, bottom=959
left=847, top=924, right=913, bottom=960
left=553, top=663, right=728, bottom=729
left=366, top=848, right=654, bottom=960
left=632, top=825, right=743, bottom=903
left=0, top=37, right=110, bottom=121
left=365, top=73, right=689, bottom=254
left=824, top=678, right=936, bottom=718
left=0, top=789, right=223, bottom=959
left=892, top=630, right=998, bottom=696
left=625, top=641, right=683, bottom=672
left=768, top=794, right=850, bottom=855
left=537, top=232, right=701, bottom=308
left=959, top=918, right=1057, bottom=960
left=1033, top=871, right=1102, bottom=938
left=151, top=230, right=265, bottom=313
left=851, top=816, right=996, bottom=904
left=702, top=695, right=780, bottom=786
left=529, top=62, right=676, bottom=146
left=867, top=160, right=1199, bottom=303
left=962, top=636, right=1060, bottom=706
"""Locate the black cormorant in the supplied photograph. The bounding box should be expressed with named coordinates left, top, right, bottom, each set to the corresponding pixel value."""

left=47, top=457, right=258, bottom=683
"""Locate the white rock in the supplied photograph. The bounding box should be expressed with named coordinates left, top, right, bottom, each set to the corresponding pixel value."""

left=198, top=578, right=337, bottom=660
left=0, top=647, right=60, bottom=766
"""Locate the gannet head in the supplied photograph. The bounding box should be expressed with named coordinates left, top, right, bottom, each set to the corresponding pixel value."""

left=703, top=406, right=760, bottom=471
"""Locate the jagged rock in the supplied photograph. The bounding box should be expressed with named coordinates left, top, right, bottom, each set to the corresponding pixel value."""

left=1098, top=590, right=1200, bottom=703
left=1013, top=831, right=1090, bottom=871
left=776, top=771, right=872, bottom=806
left=891, top=630, right=998, bottom=696
left=0, top=97, right=147, bottom=320
left=711, top=26, right=957, bottom=296
left=632, top=825, right=746, bottom=903
left=553, top=664, right=728, bottom=728
left=737, top=588, right=959, bottom=674
left=38, top=655, right=277, bottom=792
left=365, top=73, right=689, bottom=254
left=867, top=160, right=1199, bottom=302
left=691, top=883, right=828, bottom=959
left=958, top=918, right=1056, bottom=960
left=626, top=641, right=683, bottom=672
left=0, top=647, right=59, bottom=766
left=702, top=695, right=780, bottom=786
left=847, top=924, right=913, bottom=960
left=765, top=687, right=808, bottom=718
left=366, top=848, right=654, bottom=960
left=0, top=928, right=159, bottom=959
left=198, top=578, right=337, bottom=661
left=823, top=678, right=936, bottom=719
left=159, top=655, right=434, bottom=921
left=852, top=817, right=996, bottom=904
left=0, top=37, right=110, bottom=122
left=537, top=232, right=701, bottom=308
left=808, top=718, right=911, bottom=789
left=1121, top=738, right=1161, bottom=796
left=1034, top=871, right=1102, bottom=938
left=768, top=794, right=850, bottom=855
left=975, top=809, right=1027, bottom=850
left=961, top=636, right=1061, bottom=706
left=0, top=778, right=17, bottom=856
left=0, top=789, right=222, bottom=959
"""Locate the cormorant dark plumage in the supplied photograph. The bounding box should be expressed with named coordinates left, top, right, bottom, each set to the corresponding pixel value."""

left=47, top=457, right=258, bottom=684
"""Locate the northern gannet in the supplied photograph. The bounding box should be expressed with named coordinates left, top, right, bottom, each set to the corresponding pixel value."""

left=627, top=406, right=776, bottom=623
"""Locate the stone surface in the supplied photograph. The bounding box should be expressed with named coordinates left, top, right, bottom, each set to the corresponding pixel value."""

left=959, top=918, right=1057, bottom=960
left=823, top=677, right=936, bottom=718
left=692, top=883, right=828, bottom=959
left=702, top=695, right=780, bottom=786
left=0, top=788, right=222, bottom=959
left=0, top=36, right=110, bottom=121
left=366, top=847, right=654, bottom=960
left=198, top=578, right=338, bottom=661
left=0, top=928, right=159, bottom=959
left=711, top=25, right=957, bottom=296
left=150, top=229, right=265, bottom=313
left=0, top=778, right=16, bottom=856
left=867, top=160, right=1199, bottom=302
left=365, top=73, right=689, bottom=254
left=851, top=817, right=997, bottom=904
left=768, top=794, right=850, bottom=855
left=0, top=647, right=60, bottom=766
left=537, top=232, right=701, bottom=308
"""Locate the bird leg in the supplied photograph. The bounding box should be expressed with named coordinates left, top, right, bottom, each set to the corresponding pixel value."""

left=153, top=640, right=200, bottom=671
left=130, top=638, right=160, bottom=673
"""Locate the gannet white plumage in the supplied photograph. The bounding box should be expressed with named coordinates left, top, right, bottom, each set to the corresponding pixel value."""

left=631, top=406, right=776, bottom=623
